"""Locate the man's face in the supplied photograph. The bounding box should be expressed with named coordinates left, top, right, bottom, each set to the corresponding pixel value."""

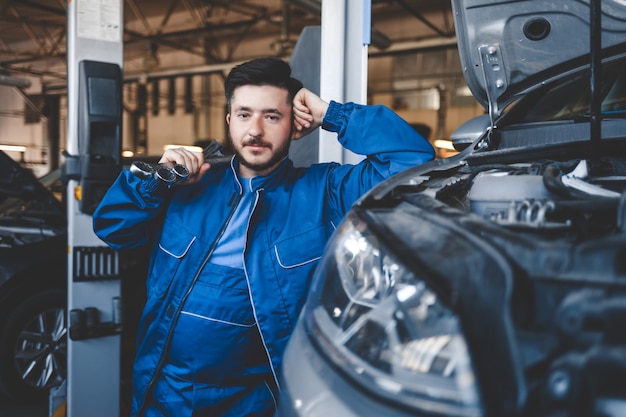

left=226, top=84, right=294, bottom=178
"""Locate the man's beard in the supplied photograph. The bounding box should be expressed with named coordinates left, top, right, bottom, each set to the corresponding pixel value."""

left=228, top=135, right=291, bottom=175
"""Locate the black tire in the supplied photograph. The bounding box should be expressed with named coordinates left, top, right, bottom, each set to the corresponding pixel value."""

left=0, top=289, right=67, bottom=403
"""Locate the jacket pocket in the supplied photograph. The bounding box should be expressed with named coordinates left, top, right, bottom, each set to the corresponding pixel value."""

left=273, top=224, right=332, bottom=269
left=147, top=227, right=196, bottom=299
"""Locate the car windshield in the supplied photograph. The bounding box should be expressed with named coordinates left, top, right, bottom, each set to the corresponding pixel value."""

left=516, top=57, right=626, bottom=123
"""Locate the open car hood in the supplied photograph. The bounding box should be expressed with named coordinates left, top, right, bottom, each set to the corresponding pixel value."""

left=0, top=150, right=61, bottom=212
left=451, top=0, right=626, bottom=118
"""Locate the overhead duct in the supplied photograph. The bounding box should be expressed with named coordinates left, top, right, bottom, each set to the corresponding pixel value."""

left=289, top=0, right=321, bottom=15
left=0, top=74, right=31, bottom=89
left=371, top=30, right=392, bottom=50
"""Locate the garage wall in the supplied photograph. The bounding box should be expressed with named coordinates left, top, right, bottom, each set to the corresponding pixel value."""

left=0, top=86, right=51, bottom=176
left=0, top=9, right=483, bottom=174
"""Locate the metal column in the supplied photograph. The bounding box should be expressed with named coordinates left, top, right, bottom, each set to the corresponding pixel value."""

left=319, top=0, right=371, bottom=164
left=65, top=1, right=124, bottom=416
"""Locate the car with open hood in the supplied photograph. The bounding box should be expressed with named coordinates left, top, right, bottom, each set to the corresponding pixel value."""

left=277, top=1, right=626, bottom=416
left=0, top=151, right=67, bottom=403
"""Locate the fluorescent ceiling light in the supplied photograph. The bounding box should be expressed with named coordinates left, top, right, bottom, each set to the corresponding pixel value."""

left=433, top=139, right=455, bottom=150
left=0, top=144, right=27, bottom=152
left=456, top=86, right=473, bottom=97
left=163, top=144, right=203, bottom=153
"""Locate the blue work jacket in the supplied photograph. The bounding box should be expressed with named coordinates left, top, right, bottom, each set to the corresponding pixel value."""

left=92, top=101, right=435, bottom=416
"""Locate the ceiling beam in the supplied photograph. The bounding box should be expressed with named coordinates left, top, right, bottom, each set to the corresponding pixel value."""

left=395, top=0, right=453, bottom=37
left=123, top=35, right=457, bottom=82
left=10, top=0, right=65, bottom=16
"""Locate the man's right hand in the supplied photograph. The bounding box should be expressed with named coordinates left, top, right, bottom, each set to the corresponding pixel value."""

left=158, top=147, right=211, bottom=185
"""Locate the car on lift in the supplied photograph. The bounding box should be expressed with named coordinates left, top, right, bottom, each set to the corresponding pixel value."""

left=278, top=1, right=626, bottom=417
left=0, top=152, right=153, bottom=404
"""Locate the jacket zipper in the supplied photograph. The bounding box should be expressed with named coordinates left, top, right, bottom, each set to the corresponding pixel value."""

left=137, top=190, right=243, bottom=416
left=242, top=188, right=281, bottom=392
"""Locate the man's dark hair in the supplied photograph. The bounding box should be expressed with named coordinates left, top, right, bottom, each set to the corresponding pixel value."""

left=224, top=57, right=303, bottom=112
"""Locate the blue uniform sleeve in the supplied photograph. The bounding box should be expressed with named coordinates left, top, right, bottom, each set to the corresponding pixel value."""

left=92, top=170, right=171, bottom=250
left=322, top=100, right=435, bottom=214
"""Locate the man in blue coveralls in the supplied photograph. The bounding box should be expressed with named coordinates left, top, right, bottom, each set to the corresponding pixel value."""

left=93, top=57, right=435, bottom=416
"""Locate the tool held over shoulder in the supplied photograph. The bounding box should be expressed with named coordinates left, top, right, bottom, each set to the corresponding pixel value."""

left=202, top=139, right=232, bottom=168
left=129, top=160, right=188, bottom=185
left=130, top=140, right=231, bottom=183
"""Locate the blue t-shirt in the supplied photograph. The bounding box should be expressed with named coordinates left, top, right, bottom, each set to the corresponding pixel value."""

left=210, top=177, right=255, bottom=269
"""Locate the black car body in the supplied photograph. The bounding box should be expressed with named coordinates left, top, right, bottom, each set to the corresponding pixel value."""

left=278, top=1, right=626, bottom=416
left=0, top=152, right=153, bottom=404
left=0, top=152, right=67, bottom=402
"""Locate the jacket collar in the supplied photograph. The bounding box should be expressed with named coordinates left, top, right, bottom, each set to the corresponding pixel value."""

left=229, top=156, right=294, bottom=193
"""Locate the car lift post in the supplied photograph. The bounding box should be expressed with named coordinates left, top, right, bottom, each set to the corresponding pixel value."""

left=64, top=1, right=124, bottom=416
left=319, top=0, right=371, bottom=164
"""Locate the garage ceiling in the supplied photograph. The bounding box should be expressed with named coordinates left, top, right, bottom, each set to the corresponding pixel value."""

left=0, top=0, right=455, bottom=87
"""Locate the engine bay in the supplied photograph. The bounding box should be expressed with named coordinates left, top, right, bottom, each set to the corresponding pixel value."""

left=422, top=156, right=626, bottom=416
left=434, top=157, right=626, bottom=241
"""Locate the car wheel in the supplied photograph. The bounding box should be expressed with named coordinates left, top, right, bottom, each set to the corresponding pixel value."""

left=0, top=289, right=67, bottom=403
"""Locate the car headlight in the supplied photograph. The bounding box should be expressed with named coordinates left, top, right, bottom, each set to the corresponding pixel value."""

left=303, top=213, right=483, bottom=417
